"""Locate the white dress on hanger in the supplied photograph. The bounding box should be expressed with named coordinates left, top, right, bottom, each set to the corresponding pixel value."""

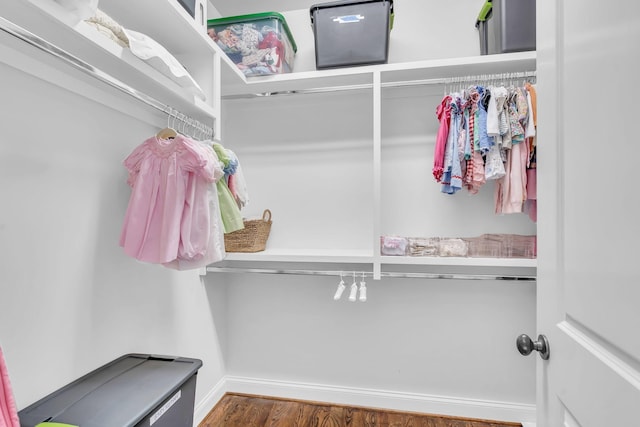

left=163, top=140, right=227, bottom=270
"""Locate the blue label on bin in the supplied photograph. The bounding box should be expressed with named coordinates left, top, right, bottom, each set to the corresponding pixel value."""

left=333, top=14, right=365, bottom=24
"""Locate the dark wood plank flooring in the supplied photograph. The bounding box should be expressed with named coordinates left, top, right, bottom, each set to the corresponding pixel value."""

left=199, top=393, right=523, bottom=427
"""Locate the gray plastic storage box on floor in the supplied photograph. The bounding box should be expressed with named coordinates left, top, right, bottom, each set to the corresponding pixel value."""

left=310, top=0, right=394, bottom=69
left=18, top=354, right=202, bottom=427
left=475, top=0, right=536, bottom=55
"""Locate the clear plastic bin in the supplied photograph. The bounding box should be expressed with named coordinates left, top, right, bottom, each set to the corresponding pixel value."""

left=464, top=234, right=537, bottom=258
left=208, top=12, right=297, bottom=76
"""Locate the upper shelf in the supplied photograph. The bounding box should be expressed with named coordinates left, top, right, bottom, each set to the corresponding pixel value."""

left=0, top=0, right=218, bottom=123
left=219, top=51, right=537, bottom=97
left=97, top=0, right=212, bottom=58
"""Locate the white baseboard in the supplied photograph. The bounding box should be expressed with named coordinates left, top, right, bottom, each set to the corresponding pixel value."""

left=193, top=377, right=227, bottom=427
left=194, top=375, right=536, bottom=425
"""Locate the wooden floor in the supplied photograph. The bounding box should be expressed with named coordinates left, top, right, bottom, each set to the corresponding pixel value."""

left=199, top=393, right=523, bottom=427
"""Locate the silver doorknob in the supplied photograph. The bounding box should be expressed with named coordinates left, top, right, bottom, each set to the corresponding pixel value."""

left=516, top=334, right=550, bottom=360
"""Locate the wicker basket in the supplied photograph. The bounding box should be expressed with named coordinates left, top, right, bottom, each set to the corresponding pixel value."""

left=224, top=209, right=272, bottom=253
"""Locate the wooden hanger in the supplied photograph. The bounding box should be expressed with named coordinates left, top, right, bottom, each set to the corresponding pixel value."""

left=157, top=108, right=178, bottom=139
left=156, top=127, right=177, bottom=139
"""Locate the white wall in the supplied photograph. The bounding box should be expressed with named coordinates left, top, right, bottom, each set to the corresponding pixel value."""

left=280, top=1, right=482, bottom=74
left=220, top=273, right=535, bottom=404
left=211, top=0, right=537, bottom=422
left=211, top=1, right=483, bottom=73
left=0, top=54, right=228, bottom=416
left=0, top=0, right=537, bottom=424
left=216, top=91, right=537, bottom=420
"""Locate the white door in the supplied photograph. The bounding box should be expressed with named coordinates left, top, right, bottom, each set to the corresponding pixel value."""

left=535, top=1, right=640, bottom=426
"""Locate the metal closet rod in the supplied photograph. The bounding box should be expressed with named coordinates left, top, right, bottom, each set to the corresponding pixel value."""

left=223, top=70, right=537, bottom=99
left=206, top=266, right=536, bottom=281
left=0, top=16, right=214, bottom=139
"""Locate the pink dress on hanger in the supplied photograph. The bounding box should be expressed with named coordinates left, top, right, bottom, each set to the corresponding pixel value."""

left=495, top=139, right=529, bottom=214
left=0, top=347, right=19, bottom=427
left=432, top=95, right=452, bottom=182
left=120, top=134, right=218, bottom=263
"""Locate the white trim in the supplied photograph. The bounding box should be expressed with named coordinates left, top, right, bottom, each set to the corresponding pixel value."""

left=192, top=377, right=227, bottom=427
left=194, top=376, right=536, bottom=425
left=558, top=320, right=640, bottom=389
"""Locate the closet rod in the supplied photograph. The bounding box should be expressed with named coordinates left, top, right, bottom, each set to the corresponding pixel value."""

left=0, top=16, right=214, bottom=139
left=206, top=266, right=536, bottom=281
left=388, top=70, right=537, bottom=89
left=223, top=70, right=537, bottom=99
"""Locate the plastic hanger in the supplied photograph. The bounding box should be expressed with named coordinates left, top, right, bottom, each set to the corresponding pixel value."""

left=358, top=272, right=367, bottom=302
left=334, top=272, right=346, bottom=300
left=348, top=272, right=358, bottom=302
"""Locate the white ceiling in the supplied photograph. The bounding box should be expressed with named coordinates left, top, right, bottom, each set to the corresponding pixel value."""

left=210, top=0, right=321, bottom=17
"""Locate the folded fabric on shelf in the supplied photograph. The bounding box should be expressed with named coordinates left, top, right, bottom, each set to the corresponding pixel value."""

left=84, top=9, right=130, bottom=48
left=124, top=29, right=206, bottom=101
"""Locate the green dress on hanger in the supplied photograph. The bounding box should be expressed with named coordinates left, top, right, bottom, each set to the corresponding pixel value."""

left=212, top=142, right=244, bottom=233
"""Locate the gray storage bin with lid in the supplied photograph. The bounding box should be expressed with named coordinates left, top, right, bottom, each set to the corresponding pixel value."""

left=18, top=354, right=202, bottom=427
left=475, top=0, right=536, bottom=55
left=310, top=0, right=394, bottom=69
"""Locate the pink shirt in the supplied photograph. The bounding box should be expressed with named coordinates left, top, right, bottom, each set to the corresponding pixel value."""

left=120, top=135, right=217, bottom=263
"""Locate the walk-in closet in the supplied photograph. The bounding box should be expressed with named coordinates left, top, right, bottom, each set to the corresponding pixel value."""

left=1, top=1, right=638, bottom=426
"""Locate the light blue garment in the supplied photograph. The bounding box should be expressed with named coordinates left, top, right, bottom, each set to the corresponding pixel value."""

left=224, top=148, right=239, bottom=176
left=441, top=96, right=463, bottom=194
left=463, top=107, right=472, bottom=160
left=476, top=86, right=495, bottom=154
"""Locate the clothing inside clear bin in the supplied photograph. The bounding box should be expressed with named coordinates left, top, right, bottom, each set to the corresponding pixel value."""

left=208, top=21, right=294, bottom=76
